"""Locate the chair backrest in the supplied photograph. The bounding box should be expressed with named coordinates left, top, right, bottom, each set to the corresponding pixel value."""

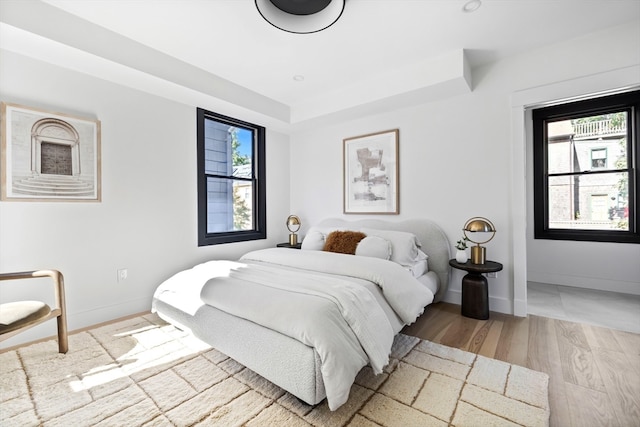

left=0, top=270, right=68, bottom=353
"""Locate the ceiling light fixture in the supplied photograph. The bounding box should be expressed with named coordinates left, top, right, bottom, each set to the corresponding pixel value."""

left=462, top=0, right=482, bottom=13
left=255, top=0, right=346, bottom=34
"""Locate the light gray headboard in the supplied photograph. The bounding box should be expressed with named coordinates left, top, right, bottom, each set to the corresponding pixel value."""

left=313, top=218, right=451, bottom=302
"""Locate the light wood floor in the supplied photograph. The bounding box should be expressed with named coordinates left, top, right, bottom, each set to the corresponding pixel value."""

left=402, top=302, right=640, bottom=427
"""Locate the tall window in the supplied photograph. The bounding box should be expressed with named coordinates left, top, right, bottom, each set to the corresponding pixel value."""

left=532, top=90, right=639, bottom=243
left=197, top=108, right=266, bottom=246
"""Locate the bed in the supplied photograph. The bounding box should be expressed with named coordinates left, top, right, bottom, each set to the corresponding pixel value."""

left=151, top=218, right=450, bottom=410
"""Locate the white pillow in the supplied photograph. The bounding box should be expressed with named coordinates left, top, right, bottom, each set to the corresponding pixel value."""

left=404, top=250, right=429, bottom=277
left=302, top=227, right=352, bottom=250
left=355, top=236, right=392, bottom=260
left=417, top=249, right=429, bottom=261
left=360, top=228, right=422, bottom=267
left=301, top=230, right=325, bottom=251
left=408, top=260, right=428, bottom=277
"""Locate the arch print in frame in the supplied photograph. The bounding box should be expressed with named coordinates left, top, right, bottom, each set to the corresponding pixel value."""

left=1, top=103, right=101, bottom=202
left=343, top=129, right=399, bottom=214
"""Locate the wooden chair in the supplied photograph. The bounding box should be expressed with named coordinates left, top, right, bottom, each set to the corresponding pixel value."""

left=0, top=270, right=68, bottom=353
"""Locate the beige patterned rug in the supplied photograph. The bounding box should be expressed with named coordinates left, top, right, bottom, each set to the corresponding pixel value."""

left=1, top=313, right=550, bottom=426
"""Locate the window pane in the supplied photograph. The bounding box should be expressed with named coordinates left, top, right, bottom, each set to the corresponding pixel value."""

left=233, top=180, right=253, bottom=231
left=231, top=127, right=253, bottom=178
left=548, top=172, right=629, bottom=231
left=206, top=178, right=254, bottom=232
left=547, top=113, right=627, bottom=174
left=204, top=121, right=232, bottom=175
left=547, top=120, right=575, bottom=174
left=205, top=122, right=255, bottom=178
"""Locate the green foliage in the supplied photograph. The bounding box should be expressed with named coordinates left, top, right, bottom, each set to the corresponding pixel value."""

left=233, top=186, right=251, bottom=230
left=230, top=127, right=252, bottom=229
left=615, top=137, right=629, bottom=198
left=455, top=237, right=469, bottom=250
left=231, top=127, right=249, bottom=166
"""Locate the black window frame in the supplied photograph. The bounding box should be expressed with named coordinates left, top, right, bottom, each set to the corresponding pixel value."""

left=197, top=108, right=266, bottom=246
left=532, top=90, right=639, bottom=244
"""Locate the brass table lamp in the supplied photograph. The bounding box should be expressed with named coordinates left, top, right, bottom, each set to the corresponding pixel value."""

left=463, top=217, right=496, bottom=264
left=286, top=215, right=301, bottom=245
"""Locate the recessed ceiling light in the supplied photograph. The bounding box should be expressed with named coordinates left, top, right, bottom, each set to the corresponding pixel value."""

left=255, top=0, right=345, bottom=34
left=293, top=75, right=305, bottom=82
left=462, top=0, right=482, bottom=13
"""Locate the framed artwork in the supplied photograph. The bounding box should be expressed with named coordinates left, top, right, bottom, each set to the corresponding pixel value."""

left=1, top=103, right=101, bottom=202
left=343, top=129, right=399, bottom=214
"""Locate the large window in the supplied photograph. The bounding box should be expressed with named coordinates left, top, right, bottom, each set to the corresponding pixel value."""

left=197, top=108, right=266, bottom=246
left=532, top=90, right=639, bottom=243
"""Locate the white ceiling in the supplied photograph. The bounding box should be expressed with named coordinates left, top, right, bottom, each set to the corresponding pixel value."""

left=1, top=0, right=639, bottom=129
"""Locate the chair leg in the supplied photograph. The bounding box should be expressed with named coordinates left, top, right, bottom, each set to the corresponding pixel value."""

left=57, top=314, right=68, bottom=354
left=51, top=270, right=68, bottom=354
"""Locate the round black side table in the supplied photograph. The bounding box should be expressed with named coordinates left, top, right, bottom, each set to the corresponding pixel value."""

left=449, top=259, right=503, bottom=320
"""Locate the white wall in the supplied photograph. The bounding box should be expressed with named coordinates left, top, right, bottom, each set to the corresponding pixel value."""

left=0, top=50, right=291, bottom=348
left=2, top=20, right=639, bottom=349
left=290, top=21, right=640, bottom=312
left=522, top=78, right=640, bottom=296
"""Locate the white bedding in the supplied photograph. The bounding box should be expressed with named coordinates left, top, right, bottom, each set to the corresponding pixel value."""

left=154, top=248, right=434, bottom=410
left=153, top=218, right=451, bottom=410
left=240, top=248, right=433, bottom=323
left=204, top=248, right=433, bottom=409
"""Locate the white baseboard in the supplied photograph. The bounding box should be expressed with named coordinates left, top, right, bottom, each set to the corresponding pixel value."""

left=527, top=271, right=640, bottom=295
left=68, top=296, right=152, bottom=330
left=513, top=298, right=528, bottom=318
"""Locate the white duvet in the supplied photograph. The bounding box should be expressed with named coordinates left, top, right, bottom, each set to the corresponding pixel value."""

left=196, top=248, right=433, bottom=410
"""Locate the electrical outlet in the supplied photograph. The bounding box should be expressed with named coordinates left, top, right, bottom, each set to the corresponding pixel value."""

left=117, top=268, right=128, bottom=282
left=487, top=272, right=497, bottom=278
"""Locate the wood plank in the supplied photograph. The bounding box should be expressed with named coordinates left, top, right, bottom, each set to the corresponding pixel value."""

left=478, top=319, right=503, bottom=359
left=403, top=302, right=456, bottom=341
left=582, top=323, right=623, bottom=353
left=555, top=319, right=606, bottom=391
left=612, top=329, right=640, bottom=362
left=508, top=315, right=530, bottom=368
left=439, top=315, right=478, bottom=350
left=592, top=347, right=640, bottom=424
left=494, top=314, right=529, bottom=367
left=554, top=319, right=591, bottom=349
left=527, top=315, right=572, bottom=427
left=564, top=382, right=620, bottom=427
left=466, top=319, right=493, bottom=354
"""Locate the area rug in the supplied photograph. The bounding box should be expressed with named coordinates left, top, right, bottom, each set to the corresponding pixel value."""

left=1, top=313, right=550, bottom=426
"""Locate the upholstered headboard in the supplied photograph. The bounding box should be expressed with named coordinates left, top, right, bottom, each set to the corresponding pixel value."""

left=313, top=218, right=451, bottom=302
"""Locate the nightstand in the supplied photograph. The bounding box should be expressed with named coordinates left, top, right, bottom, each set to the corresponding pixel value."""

left=449, top=259, right=503, bottom=320
left=276, top=242, right=302, bottom=249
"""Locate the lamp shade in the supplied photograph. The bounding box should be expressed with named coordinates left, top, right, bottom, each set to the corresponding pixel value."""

left=255, top=0, right=345, bottom=34
left=463, top=217, right=496, bottom=244
left=286, top=215, right=301, bottom=233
